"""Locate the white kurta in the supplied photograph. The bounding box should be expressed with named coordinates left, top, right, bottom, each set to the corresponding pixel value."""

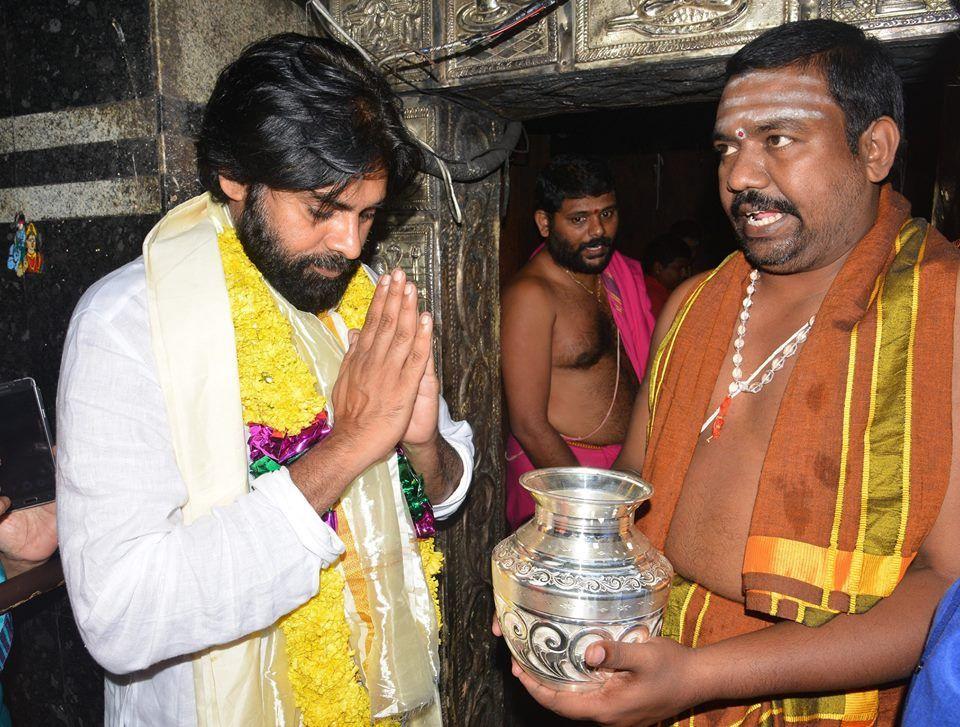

left=56, top=257, right=474, bottom=727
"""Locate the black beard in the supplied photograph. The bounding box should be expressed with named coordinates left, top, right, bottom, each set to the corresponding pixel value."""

left=546, top=230, right=615, bottom=274
left=236, top=187, right=361, bottom=312
left=729, top=189, right=805, bottom=270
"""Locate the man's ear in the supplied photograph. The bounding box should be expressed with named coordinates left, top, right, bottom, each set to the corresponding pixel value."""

left=534, top=210, right=551, bottom=238
left=859, top=117, right=900, bottom=183
left=218, top=175, right=248, bottom=203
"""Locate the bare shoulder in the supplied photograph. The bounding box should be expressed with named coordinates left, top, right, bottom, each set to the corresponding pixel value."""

left=502, top=266, right=559, bottom=322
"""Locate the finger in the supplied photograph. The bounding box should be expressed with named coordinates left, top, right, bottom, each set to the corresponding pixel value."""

left=383, top=281, right=420, bottom=367
left=0, top=497, right=10, bottom=516
left=492, top=615, right=502, bottom=637
left=515, top=668, right=592, bottom=719
left=354, top=273, right=392, bottom=353
left=585, top=637, right=645, bottom=671
left=399, top=312, right=434, bottom=390
left=346, top=328, right=360, bottom=351
left=368, top=270, right=407, bottom=361
left=425, top=331, right=437, bottom=379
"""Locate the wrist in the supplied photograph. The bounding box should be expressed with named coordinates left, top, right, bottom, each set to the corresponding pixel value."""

left=0, top=555, right=47, bottom=580
left=400, top=431, right=441, bottom=456
left=321, top=429, right=378, bottom=480
left=288, top=431, right=370, bottom=512
left=686, top=642, right=724, bottom=704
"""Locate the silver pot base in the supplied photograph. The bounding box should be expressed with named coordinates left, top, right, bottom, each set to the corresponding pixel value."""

left=495, top=593, right=664, bottom=691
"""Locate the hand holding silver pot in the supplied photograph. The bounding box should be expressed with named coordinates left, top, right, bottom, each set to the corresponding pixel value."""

left=492, top=467, right=673, bottom=691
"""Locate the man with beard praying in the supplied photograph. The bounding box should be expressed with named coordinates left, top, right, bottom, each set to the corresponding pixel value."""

left=500, top=155, right=654, bottom=530
left=55, top=34, right=474, bottom=726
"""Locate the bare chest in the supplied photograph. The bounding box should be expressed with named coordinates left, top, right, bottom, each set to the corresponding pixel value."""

left=663, top=309, right=815, bottom=601
left=552, top=301, right=616, bottom=370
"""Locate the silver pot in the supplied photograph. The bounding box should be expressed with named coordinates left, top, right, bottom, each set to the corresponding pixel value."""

left=492, top=467, right=673, bottom=691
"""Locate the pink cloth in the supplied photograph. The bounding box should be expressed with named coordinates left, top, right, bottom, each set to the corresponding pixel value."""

left=504, top=249, right=655, bottom=530
left=600, top=251, right=655, bottom=377
left=505, top=435, right=621, bottom=530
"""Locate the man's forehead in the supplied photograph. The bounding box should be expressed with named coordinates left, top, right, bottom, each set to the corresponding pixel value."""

left=723, top=67, right=827, bottom=93
left=715, top=67, right=839, bottom=134
left=304, top=175, right=387, bottom=207
left=559, top=192, right=617, bottom=212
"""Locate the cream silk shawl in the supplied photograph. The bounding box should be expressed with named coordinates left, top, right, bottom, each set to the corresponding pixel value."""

left=143, top=193, right=441, bottom=726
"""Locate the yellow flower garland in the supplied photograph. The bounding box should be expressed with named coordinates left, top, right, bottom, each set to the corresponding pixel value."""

left=218, top=227, right=326, bottom=434
left=217, top=227, right=441, bottom=727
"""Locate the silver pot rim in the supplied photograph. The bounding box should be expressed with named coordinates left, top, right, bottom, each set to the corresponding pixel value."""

left=518, top=466, right=654, bottom=506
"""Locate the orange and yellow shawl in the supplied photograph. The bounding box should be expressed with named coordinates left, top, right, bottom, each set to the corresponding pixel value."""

left=642, top=186, right=959, bottom=726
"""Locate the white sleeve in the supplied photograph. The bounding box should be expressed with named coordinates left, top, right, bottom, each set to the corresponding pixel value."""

left=432, top=395, right=474, bottom=521
left=56, top=307, right=343, bottom=676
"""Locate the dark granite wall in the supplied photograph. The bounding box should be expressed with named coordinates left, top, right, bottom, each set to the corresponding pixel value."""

left=1, top=0, right=154, bottom=116
left=1, top=2, right=161, bottom=722
left=0, top=1, right=314, bottom=722
left=1, top=0, right=161, bottom=416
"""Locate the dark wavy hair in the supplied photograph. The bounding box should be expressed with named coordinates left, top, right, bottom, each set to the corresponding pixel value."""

left=726, top=19, right=903, bottom=155
left=534, top=154, right=616, bottom=215
left=196, top=33, right=422, bottom=203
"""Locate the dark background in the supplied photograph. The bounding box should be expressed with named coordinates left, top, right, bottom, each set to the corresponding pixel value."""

left=1, top=1, right=158, bottom=722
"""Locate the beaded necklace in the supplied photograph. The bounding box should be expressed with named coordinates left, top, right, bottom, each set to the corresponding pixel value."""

left=704, top=269, right=816, bottom=440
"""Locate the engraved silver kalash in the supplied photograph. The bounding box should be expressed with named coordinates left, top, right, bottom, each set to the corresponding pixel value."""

left=492, top=467, right=673, bottom=691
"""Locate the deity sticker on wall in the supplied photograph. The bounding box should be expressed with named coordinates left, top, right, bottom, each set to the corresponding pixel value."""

left=6, top=212, right=44, bottom=277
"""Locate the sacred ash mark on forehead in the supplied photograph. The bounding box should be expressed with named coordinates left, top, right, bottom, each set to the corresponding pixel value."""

left=716, top=70, right=835, bottom=135
left=722, top=70, right=824, bottom=93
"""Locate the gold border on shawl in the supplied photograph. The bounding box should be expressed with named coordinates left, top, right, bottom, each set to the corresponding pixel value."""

left=851, top=220, right=926, bottom=610
left=849, top=274, right=885, bottom=613
left=895, top=227, right=926, bottom=556
left=744, top=536, right=913, bottom=598
left=717, top=689, right=878, bottom=727
left=821, top=313, right=863, bottom=610
left=336, top=503, right=376, bottom=666
left=690, top=591, right=711, bottom=649
left=662, top=576, right=698, bottom=644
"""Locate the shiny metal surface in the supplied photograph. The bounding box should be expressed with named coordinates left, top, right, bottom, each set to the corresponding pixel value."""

left=492, top=467, right=673, bottom=691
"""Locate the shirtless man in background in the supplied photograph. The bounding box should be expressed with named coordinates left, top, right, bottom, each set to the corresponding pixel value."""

left=501, top=154, right=654, bottom=530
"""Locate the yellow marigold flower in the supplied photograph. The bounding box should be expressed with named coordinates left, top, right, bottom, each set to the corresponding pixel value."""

left=218, top=228, right=326, bottom=434
left=419, top=538, right=445, bottom=631
left=337, top=270, right=375, bottom=331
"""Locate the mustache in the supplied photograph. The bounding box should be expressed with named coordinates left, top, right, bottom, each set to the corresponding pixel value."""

left=730, top=190, right=801, bottom=220
left=578, top=236, right=614, bottom=252
left=294, top=252, right=357, bottom=276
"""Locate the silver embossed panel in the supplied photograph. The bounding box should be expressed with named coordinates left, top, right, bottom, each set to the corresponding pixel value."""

left=824, top=0, right=958, bottom=34
left=369, top=220, right=439, bottom=312
left=397, top=104, right=438, bottom=212
left=446, top=0, right=560, bottom=78
left=331, top=0, right=432, bottom=56
left=574, top=0, right=793, bottom=64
